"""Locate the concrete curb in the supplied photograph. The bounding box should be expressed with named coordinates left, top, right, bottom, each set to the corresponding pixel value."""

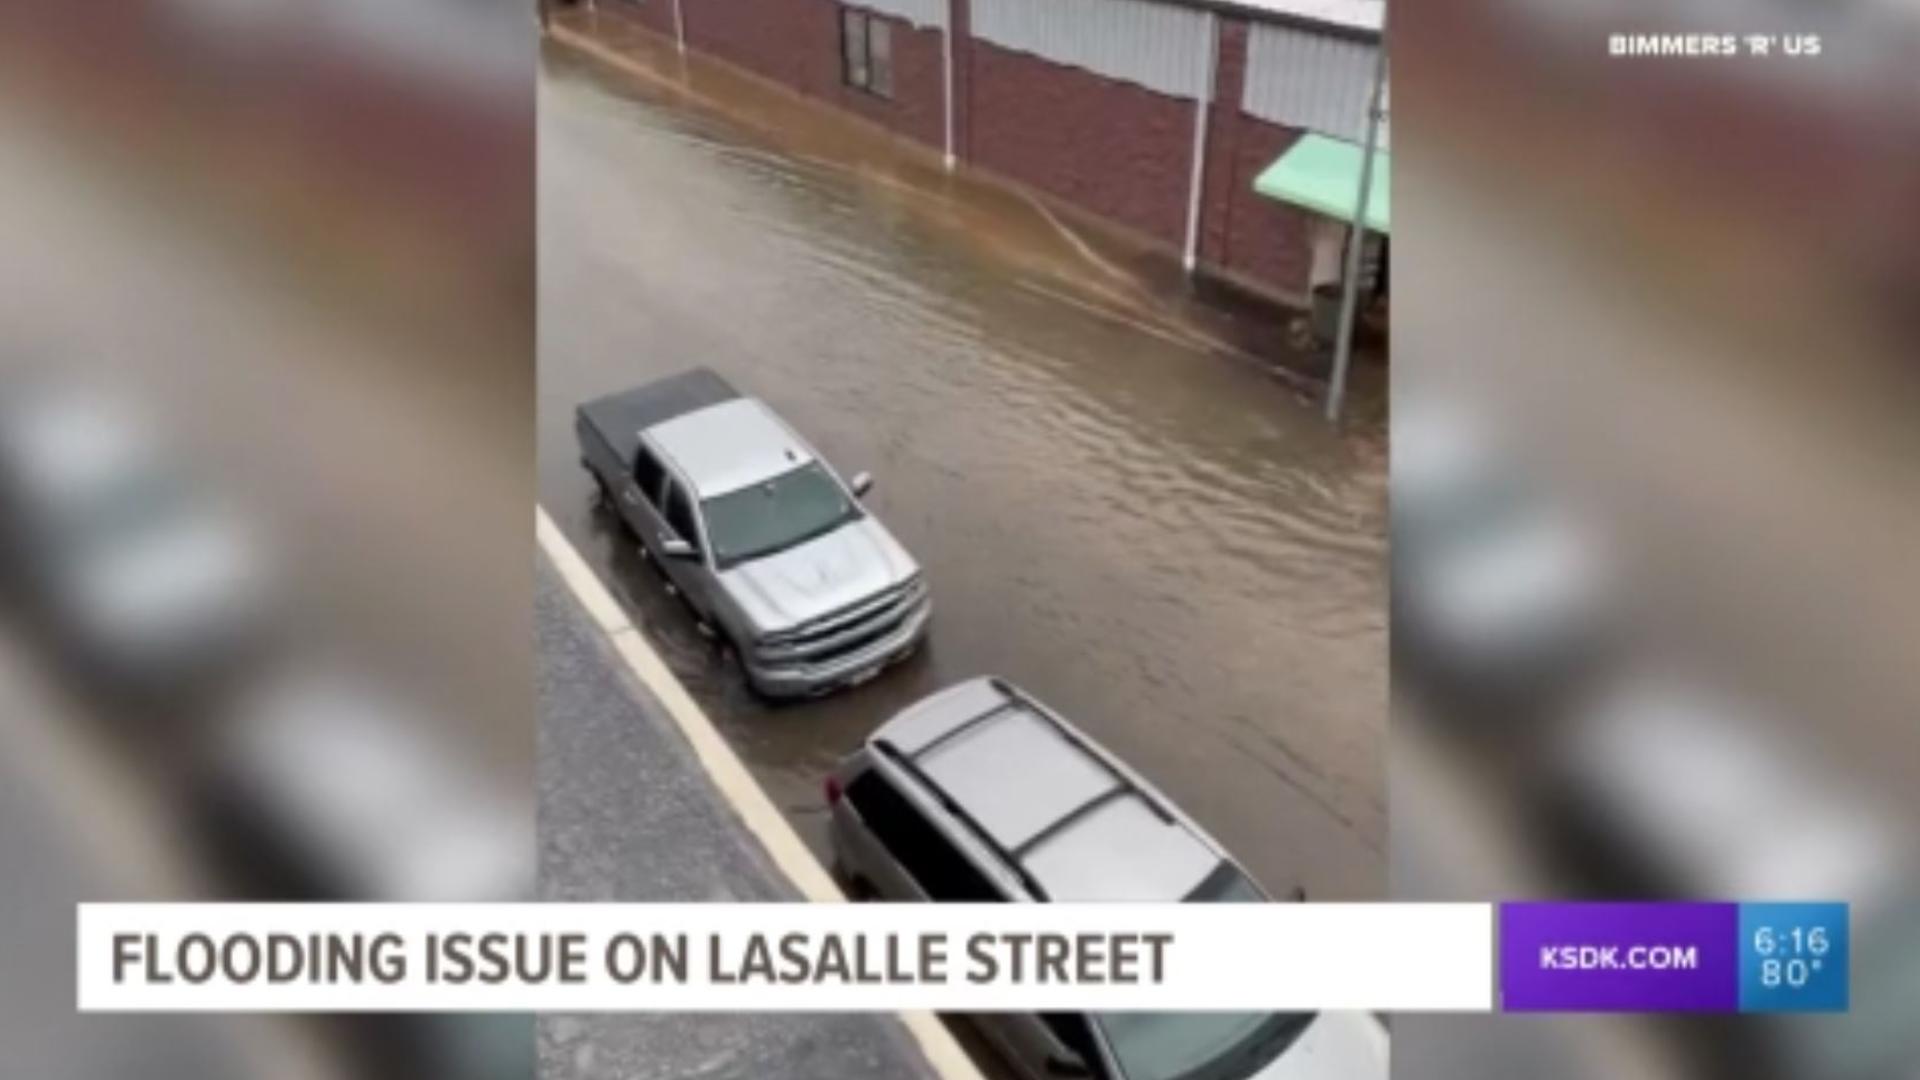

left=535, top=506, right=988, bottom=1080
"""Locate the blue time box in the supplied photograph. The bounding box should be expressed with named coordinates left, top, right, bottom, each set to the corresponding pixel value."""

left=1737, top=902, right=1849, bottom=1013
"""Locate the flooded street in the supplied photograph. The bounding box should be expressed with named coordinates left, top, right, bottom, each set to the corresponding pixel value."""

left=538, top=39, right=1386, bottom=899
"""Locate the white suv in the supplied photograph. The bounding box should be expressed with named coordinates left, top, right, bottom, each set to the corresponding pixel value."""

left=827, top=677, right=1388, bottom=1080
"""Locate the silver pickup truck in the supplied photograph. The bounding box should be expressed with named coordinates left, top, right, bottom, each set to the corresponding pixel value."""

left=576, top=369, right=930, bottom=698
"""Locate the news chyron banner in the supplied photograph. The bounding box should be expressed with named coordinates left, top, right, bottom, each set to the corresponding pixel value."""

left=77, top=902, right=1847, bottom=1013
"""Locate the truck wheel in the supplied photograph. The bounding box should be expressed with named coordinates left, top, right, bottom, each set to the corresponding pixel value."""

left=839, top=868, right=878, bottom=901
left=731, top=648, right=776, bottom=703
left=679, top=587, right=719, bottom=641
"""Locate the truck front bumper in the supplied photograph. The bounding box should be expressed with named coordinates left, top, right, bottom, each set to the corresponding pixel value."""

left=743, top=599, right=931, bottom=699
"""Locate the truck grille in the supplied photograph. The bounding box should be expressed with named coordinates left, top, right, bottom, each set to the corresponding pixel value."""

left=763, top=579, right=924, bottom=665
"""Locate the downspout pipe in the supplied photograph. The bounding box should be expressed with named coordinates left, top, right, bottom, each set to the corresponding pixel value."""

left=1181, top=13, right=1219, bottom=273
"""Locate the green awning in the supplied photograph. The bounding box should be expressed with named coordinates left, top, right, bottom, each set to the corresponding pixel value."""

left=1252, top=133, right=1390, bottom=235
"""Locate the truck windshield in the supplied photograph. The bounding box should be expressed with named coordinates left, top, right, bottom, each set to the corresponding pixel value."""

left=702, top=463, right=859, bottom=568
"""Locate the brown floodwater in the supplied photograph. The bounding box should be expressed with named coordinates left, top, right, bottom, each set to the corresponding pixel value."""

left=537, top=37, right=1386, bottom=900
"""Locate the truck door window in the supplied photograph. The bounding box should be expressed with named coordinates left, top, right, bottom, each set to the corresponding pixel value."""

left=632, top=445, right=667, bottom=506
left=846, top=771, right=1003, bottom=902
left=665, top=481, right=702, bottom=551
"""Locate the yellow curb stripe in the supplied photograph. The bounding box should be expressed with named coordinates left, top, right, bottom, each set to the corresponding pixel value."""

left=536, top=506, right=985, bottom=1080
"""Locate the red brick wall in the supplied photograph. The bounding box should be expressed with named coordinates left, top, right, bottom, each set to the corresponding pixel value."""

left=1200, top=17, right=1315, bottom=298
left=965, top=38, right=1196, bottom=250
left=827, top=8, right=946, bottom=152
left=1217, top=115, right=1314, bottom=297
left=681, top=0, right=824, bottom=92
left=949, top=0, right=972, bottom=162
left=639, top=0, right=943, bottom=152
left=610, top=0, right=676, bottom=38
left=959, top=23, right=1315, bottom=297
left=612, top=0, right=1321, bottom=301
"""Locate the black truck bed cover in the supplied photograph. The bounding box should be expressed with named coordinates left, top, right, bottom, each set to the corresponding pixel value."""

left=576, top=367, right=740, bottom=466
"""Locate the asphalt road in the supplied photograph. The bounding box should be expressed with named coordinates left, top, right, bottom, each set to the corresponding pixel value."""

left=537, top=36, right=1386, bottom=901
left=536, top=556, right=945, bottom=1080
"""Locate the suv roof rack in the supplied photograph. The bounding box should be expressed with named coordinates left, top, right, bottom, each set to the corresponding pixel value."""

left=873, top=740, right=1051, bottom=902
left=984, top=677, right=1175, bottom=826
left=871, top=679, right=1184, bottom=898
left=905, top=698, right=1020, bottom=760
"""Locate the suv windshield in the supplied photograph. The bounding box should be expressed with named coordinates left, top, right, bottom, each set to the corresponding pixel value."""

left=1094, top=863, right=1314, bottom=1080
left=702, top=463, right=859, bottom=568
left=1096, top=1012, right=1314, bottom=1080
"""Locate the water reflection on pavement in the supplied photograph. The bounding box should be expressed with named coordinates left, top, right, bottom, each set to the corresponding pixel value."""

left=538, top=41, right=1386, bottom=900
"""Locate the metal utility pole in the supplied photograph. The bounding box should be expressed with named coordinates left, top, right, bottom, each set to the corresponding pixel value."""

left=1325, top=6, right=1388, bottom=424
left=943, top=19, right=956, bottom=169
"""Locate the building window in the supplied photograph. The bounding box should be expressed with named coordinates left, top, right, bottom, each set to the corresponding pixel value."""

left=840, top=8, right=893, bottom=99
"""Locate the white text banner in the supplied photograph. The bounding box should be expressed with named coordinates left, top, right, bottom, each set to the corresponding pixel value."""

left=79, top=902, right=1495, bottom=1012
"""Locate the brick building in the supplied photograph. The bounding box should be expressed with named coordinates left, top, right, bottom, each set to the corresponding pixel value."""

left=608, top=0, right=1387, bottom=304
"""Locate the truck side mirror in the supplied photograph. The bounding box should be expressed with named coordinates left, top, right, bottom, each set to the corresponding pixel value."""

left=849, top=471, right=874, bottom=498
left=659, top=536, right=697, bottom=559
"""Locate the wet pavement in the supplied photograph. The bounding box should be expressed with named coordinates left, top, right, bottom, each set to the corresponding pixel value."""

left=537, top=30, right=1387, bottom=900
left=537, top=557, right=945, bottom=1080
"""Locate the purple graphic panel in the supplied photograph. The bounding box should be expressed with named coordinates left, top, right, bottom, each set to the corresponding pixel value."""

left=1500, top=902, right=1739, bottom=1012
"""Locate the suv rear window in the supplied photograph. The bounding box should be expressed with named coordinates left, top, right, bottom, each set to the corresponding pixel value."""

left=847, top=770, right=1004, bottom=902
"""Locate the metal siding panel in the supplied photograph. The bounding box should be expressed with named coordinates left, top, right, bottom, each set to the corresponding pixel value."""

left=1242, top=22, right=1381, bottom=144
left=1379, top=76, right=1391, bottom=150
left=971, top=0, right=1210, bottom=100
left=854, top=0, right=946, bottom=30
